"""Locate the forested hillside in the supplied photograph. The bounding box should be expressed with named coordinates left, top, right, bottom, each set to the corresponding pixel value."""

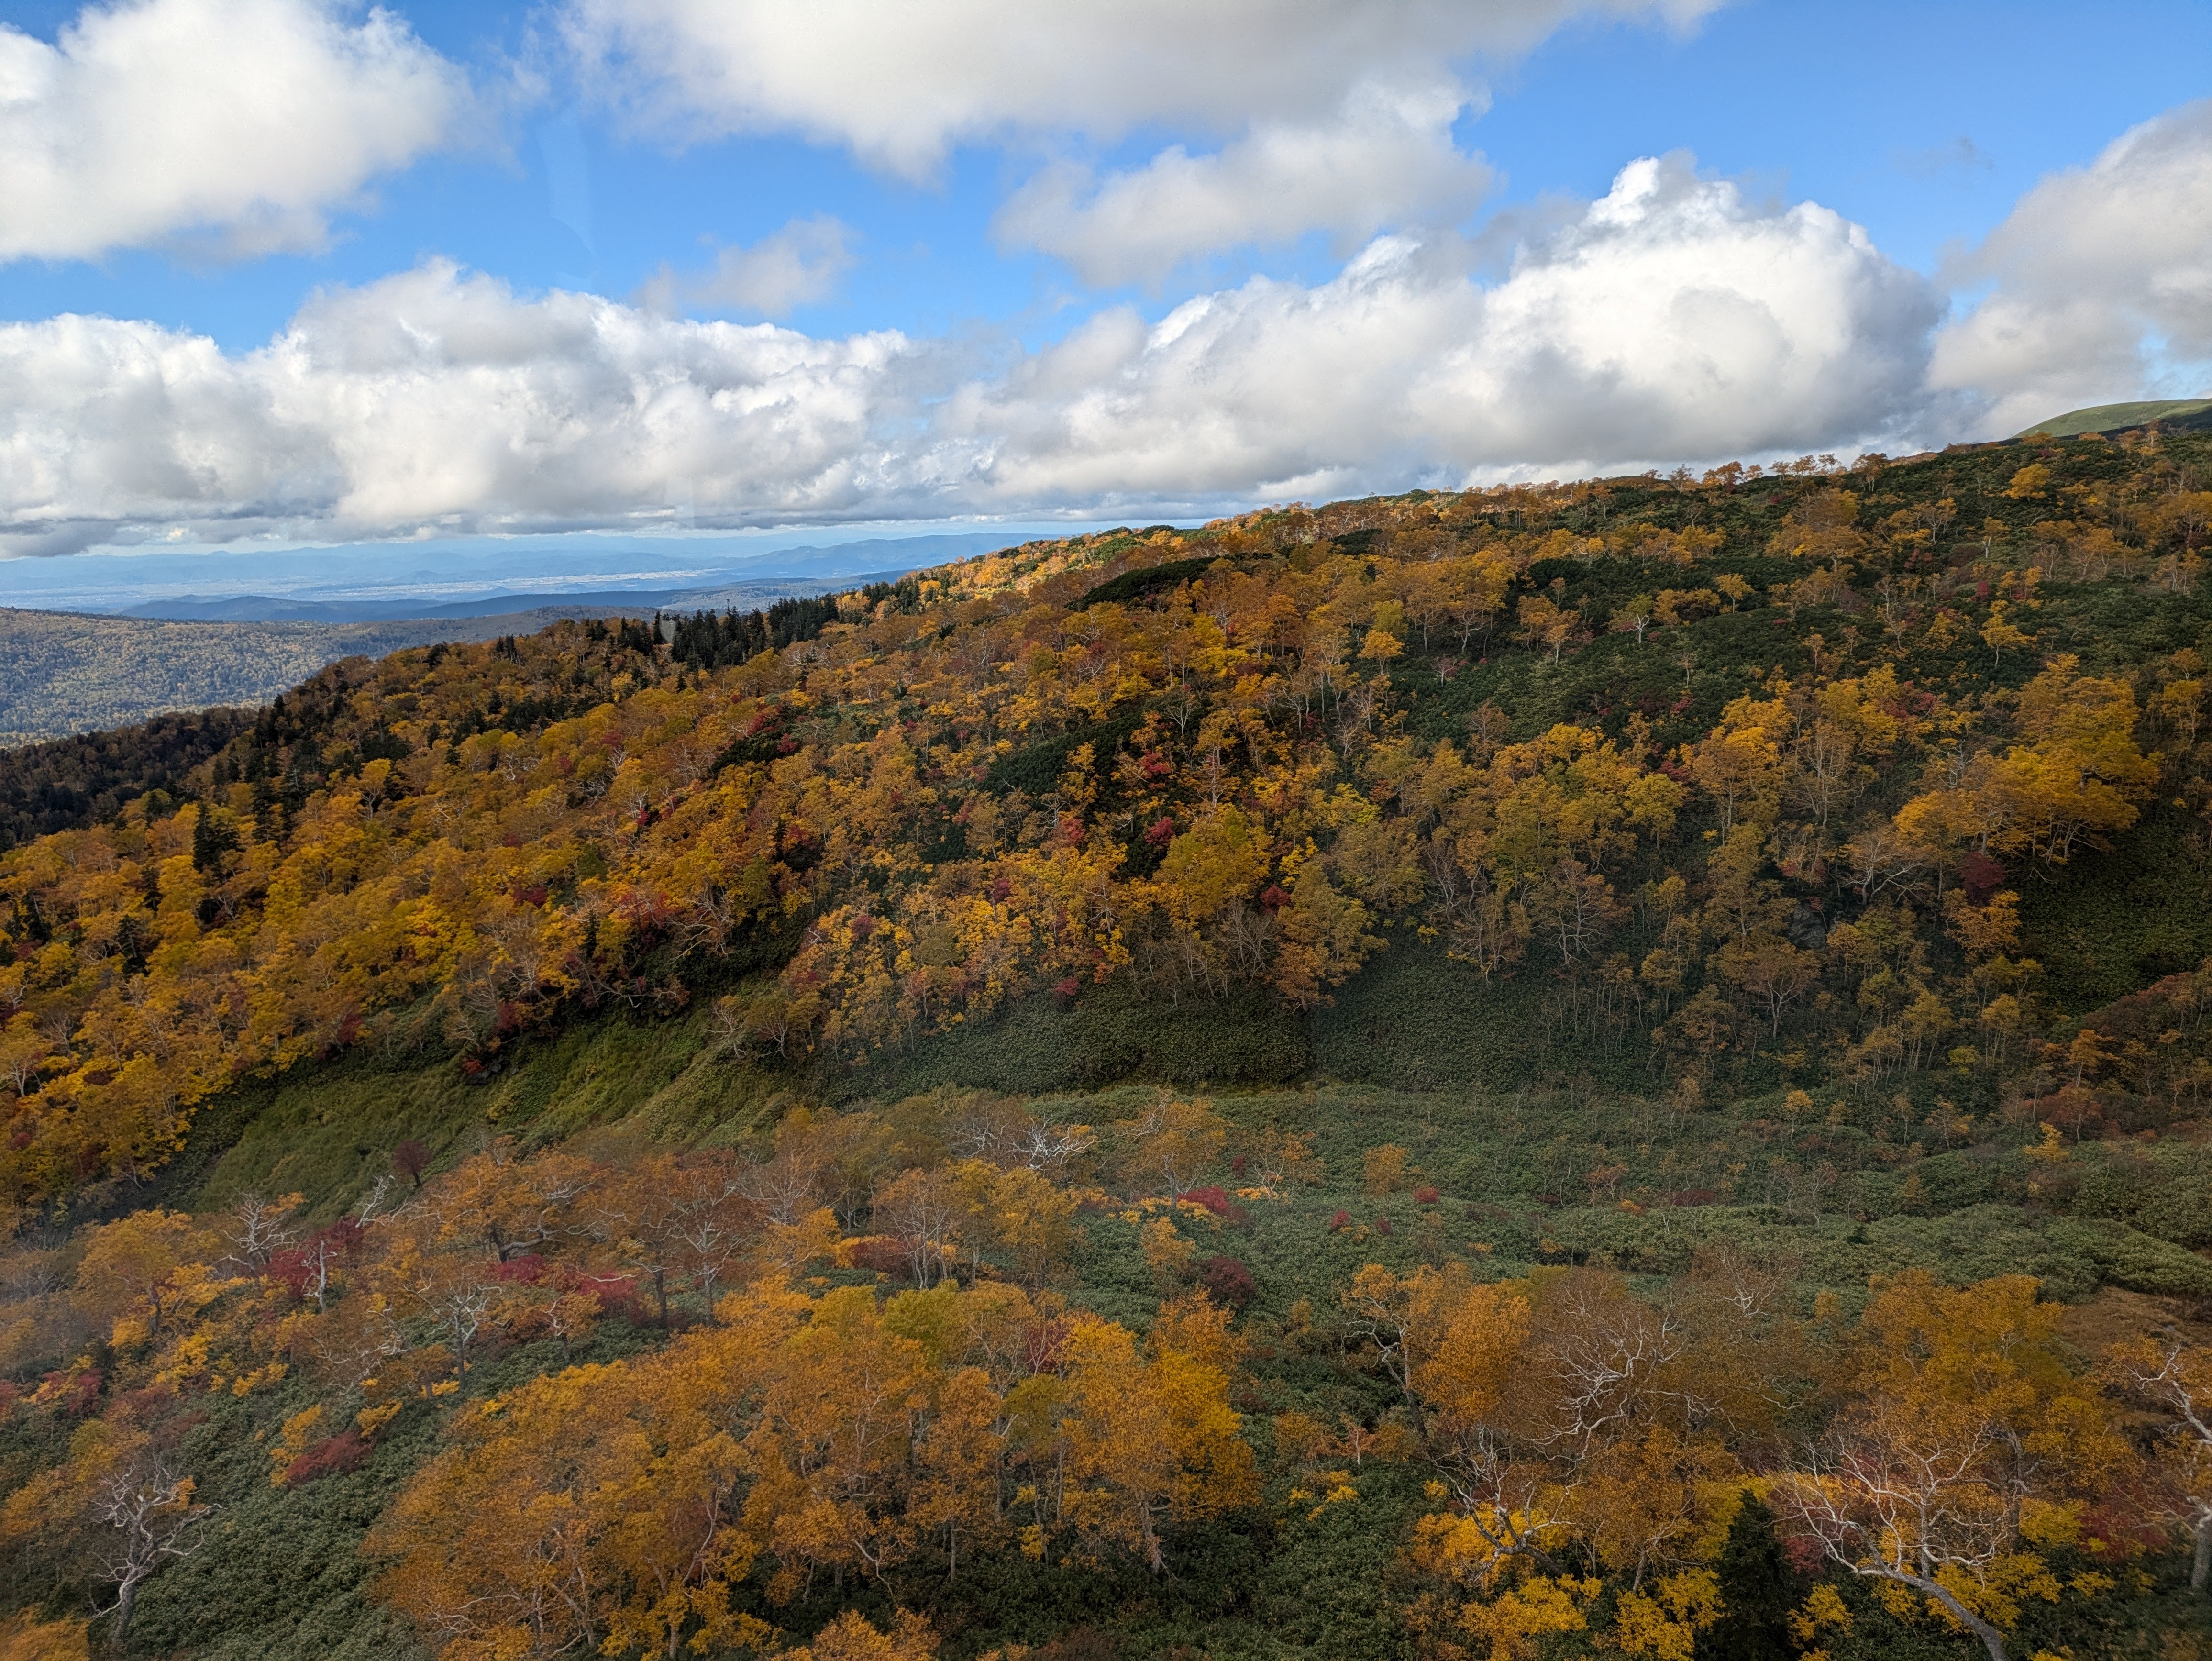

left=6, top=427, right=2212, bottom=1661
left=0, top=606, right=675, bottom=748
left=0, top=709, right=254, bottom=853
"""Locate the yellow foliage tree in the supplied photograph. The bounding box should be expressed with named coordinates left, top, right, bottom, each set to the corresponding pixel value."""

left=1057, top=1308, right=1258, bottom=1574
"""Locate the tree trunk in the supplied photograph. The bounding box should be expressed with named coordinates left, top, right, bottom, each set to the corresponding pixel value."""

left=1881, top=1569, right=2007, bottom=1661
left=2194, top=1512, right=2210, bottom=1595
left=111, top=1575, right=140, bottom=1653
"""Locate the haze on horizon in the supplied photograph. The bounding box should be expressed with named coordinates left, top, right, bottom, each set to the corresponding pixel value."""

left=0, top=0, right=2207, bottom=588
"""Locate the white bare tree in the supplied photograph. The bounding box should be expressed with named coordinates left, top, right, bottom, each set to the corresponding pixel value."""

left=93, top=1456, right=213, bottom=1648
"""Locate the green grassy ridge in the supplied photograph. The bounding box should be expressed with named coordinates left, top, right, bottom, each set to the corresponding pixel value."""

left=134, top=999, right=783, bottom=1221
left=2016, top=398, right=2212, bottom=439
left=148, top=932, right=1589, bottom=1219
left=166, top=1018, right=2212, bottom=1323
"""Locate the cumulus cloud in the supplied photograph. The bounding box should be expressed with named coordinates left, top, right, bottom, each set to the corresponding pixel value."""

left=0, top=0, right=472, bottom=263
left=0, top=159, right=1938, bottom=554
left=636, top=216, right=858, bottom=318
left=0, top=263, right=942, bottom=555
left=563, top=0, right=1721, bottom=177
left=993, top=80, right=1493, bottom=287
left=567, top=0, right=1728, bottom=287
left=963, top=157, right=1937, bottom=502
left=1932, top=99, right=2212, bottom=437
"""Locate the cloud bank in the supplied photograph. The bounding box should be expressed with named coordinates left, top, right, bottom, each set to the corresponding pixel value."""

left=971, top=158, right=1937, bottom=501
left=562, top=0, right=1721, bottom=176
left=0, top=158, right=1941, bottom=554
left=0, top=0, right=471, bottom=263
left=1932, top=99, right=2212, bottom=437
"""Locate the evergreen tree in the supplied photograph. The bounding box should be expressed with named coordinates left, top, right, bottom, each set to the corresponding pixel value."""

left=190, top=804, right=237, bottom=873
left=1706, top=1492, right=1795, bottom=1661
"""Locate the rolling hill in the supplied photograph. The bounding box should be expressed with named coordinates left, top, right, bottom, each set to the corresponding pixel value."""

left=2016, top=396, right=2212, bottom=438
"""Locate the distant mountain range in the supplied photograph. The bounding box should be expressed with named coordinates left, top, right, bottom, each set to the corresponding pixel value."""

left=115, top=573, right=907, bottom=625
left=9, top=533, right=1022, bottom=623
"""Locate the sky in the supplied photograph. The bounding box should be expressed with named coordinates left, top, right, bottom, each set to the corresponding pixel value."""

left=0, top=0, right=2208, bottom=595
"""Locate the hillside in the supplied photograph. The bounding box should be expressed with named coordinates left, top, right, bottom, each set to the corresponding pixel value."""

left=2017, top=397, right=2212, bottom=439
left=5, top=433, right=2212, bottom=1661
left=0, top=582, right=856, bottom=747
left=0, top=709, right=257, bottom=853
left=0, top=608, right=598, bottom=748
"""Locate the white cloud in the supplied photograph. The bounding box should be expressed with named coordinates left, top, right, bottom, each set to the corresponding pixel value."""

left=563, top=0, right=1723, bottom=177
left=1932, top=99, right=2212, bottom=437
left=961, top=157, right=1937, bottom=502
left=0, top=0, right=471, bottom=263
left=264, top=264, right=931, bottom=530
left=0, top=263, right=938, bottom=554
left=0, top=160, right=1938, bottom=554
left=637, top=215, right=858, bottom=318
left=567, top=0, right=1728, bottom=290
left=993, top=80, right=1493, bottom=287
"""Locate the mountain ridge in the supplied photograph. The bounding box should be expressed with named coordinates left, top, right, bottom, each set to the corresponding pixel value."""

left=2017, top=396, right=2212, bottom=438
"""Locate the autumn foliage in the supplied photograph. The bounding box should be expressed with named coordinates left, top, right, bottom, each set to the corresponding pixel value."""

left=4, top=436, right=2212, bottom=1205
left=4, top=431, right=2212, bottom=1657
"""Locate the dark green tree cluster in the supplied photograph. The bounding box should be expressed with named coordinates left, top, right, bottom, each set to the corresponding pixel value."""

left=0, top=709, right=254, bottom=852
left=669, top=595, right=842, bottom=671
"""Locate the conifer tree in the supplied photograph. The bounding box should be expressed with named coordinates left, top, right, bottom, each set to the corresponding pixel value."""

left=1706, top=1492, right=1794, bottom=1661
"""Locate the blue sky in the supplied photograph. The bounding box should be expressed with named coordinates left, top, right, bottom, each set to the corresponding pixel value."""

left=0, top=0, right=2207, bottom=597
left=7, top=0, right=2206, bottom=348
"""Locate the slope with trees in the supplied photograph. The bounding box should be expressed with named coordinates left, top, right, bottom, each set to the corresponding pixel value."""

left=1, top=424, right=2212, bottom=1657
